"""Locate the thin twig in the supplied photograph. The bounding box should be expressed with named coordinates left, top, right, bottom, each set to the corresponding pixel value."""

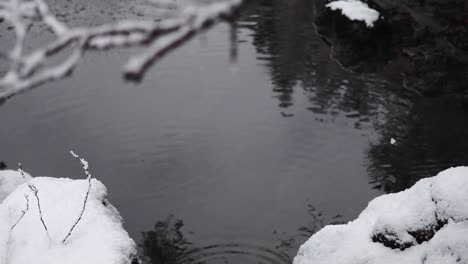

left=28, top=183, right=50, bottom=239
left=11, top=195, right=30, bottom=230
left=17, top=162, right=26, bottom=180
left=62, top=150, right=92, bottom=244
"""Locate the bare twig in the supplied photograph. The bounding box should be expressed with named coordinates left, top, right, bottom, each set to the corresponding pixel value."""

left=17, top=162, right=26, bottom=181
left=11, top=194, right=29, bottom=230
left=62, top=150, right=92, bottom=244
left=28, top=183, right=51, bottom=239
left=0, top=0, right=247, bottom=100
left=14, top=163, right=47, bottom=234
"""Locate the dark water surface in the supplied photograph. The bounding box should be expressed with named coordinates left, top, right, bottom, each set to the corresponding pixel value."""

left=1, top=0, right=468, bottom=263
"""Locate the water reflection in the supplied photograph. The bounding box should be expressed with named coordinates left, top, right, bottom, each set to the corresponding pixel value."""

left=273, top=204, right=344, bottom=255
left=241, top=0, right=468, bottom=194
left=140, top=215, right=194, bottom=264
left=2, top=1, right=468, bottom=262
left=141, top=206, right=344, bottom=264
left=241, top=0, right=402, bottom=125
left=366, top=97, right=468, bottom=193
left=140, top=216, right=291, bottom=264
left=240, top=0, right=321, bottom=109
left=297, top=204, right=344, bottom=238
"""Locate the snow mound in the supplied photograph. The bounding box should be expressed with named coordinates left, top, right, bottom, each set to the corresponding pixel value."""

left=0, top=170, right=33, bottom=202
left=294, top=167, right=468, bottom=264
left=0, top=177, right=136, bottom=264
left=326, top=0, right=380, bottom=27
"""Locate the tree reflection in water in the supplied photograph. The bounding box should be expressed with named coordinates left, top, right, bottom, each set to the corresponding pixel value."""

left=366, top=97, right=468, bottom=193
left=140, top=216, right=291, bottom=264
left=240, top=0, right=468, bottom=194
left=240, top=0, right=403, bottom=127
left=140, top=215, right=292, bottom=264
left=273, top=204, right=344, bottom=255
left=140, top=215, right=195, bottom=264
left=139, top=206, right=343, bottom=264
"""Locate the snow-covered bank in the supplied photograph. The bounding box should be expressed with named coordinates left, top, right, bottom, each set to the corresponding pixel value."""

left=0, top=171, right=136, bottom=264
left=294, top=167, right=468, bottom=264
left=0, top=170, right=32, bottom=202
left=326, top=0, right=380, bottom=27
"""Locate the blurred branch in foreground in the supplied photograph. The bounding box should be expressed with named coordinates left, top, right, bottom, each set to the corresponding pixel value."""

left=0, top=0, right=246, bottom=100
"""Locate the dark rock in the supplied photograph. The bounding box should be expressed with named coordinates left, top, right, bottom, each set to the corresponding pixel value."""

left=130, top=256, right=140, bottom=264
left=461, top=93, right=468, bottom=110
left=315, top=1, right=416, bottom=73
left=407, top=218, right=447, bottom=244
left=0, top=161, right=6, bottom=170
left=372, top=232, right=414, bottom=250
left=314, top=0, right=468, bottom=96
left=372, top=218, right=448, bottom=250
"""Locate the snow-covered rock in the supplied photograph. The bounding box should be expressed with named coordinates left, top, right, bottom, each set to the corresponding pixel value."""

left=0, top=175, right=136, bottom=264
left=294, top=167, right=468, bottom=264
left=0, top=170, right=33, bottom=202
left=326, top=0, right=380, bottom=27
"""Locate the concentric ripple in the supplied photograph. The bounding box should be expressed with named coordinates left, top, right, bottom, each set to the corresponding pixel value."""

left=178, top=243, right=291, bottom=264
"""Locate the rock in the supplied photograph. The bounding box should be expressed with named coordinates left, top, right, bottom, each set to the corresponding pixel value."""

left=294, top=167, right=468, bottom=264
left=461, top=93, right=468, bottom=110
left=371, top=218, right=447, bottom=250
left=314, top=0, right=468, bottom=96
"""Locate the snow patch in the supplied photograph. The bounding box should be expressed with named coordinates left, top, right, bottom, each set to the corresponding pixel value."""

left=326, top=0, right=380, bottom=27
left=0, top=170, right=32, bottom=202
left=294, top=167, right=468, bottom=264
left=0, top=175, right=136, bottom=264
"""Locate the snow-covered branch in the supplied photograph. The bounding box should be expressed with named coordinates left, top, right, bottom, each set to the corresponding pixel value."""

left=0, top=0, right=246, bottom=100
